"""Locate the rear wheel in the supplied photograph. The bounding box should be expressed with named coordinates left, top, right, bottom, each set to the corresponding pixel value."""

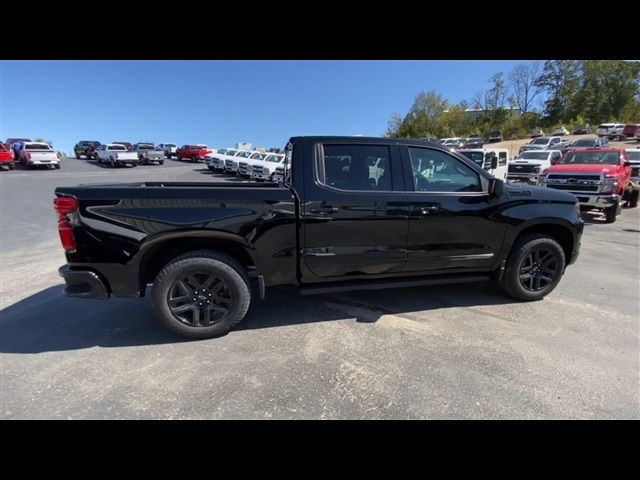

left=499, top=234, right=565, bottom=301
left=629, top=189, right=639, bottom=208
left=151, top=251, right=251, bottom=338
left=191, top=155, right=197, bottom=163
left=110, top=157, right=116, bottom=168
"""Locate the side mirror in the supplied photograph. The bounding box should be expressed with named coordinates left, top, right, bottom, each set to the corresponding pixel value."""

left=488, top=178, right=504, bottom=198
left=551, top=158, right=559, bottom=165
left=623, top=160, right=631, bottom=167
left=490, top=156, right=498, bottom=170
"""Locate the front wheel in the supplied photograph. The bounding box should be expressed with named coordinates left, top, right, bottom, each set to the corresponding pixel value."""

left=499, top=234, right=566, bottom=301
left=604, top=203, right=618, bottom=223
left=151, top=251, right=251, bottom=338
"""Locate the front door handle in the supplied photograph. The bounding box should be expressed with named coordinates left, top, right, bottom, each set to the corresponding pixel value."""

left=414, top=205, right=439, bottom=215
left=310, top=206, right=340, bottom=214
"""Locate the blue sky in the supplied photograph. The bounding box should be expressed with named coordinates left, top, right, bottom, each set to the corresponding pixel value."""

left=1, top=60, right=525, bottom=154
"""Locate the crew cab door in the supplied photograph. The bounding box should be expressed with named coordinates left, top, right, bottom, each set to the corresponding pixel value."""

left=301, top=143, right=409, bottom=279
left=400, top=145, right=506, bottom=272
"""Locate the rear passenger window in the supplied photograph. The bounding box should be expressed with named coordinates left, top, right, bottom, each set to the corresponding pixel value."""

left=319, top=145, right=392, bottom=191
left=409, top=147, right=480, bottom=193
left=499, top=151, right=507, bottom=166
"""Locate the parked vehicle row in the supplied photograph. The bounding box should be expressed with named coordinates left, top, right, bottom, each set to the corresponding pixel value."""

left=205, top=148, right=286, bottom=181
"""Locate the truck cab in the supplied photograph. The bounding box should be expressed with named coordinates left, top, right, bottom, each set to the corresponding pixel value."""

left=458, top=148, right=509, bottom=181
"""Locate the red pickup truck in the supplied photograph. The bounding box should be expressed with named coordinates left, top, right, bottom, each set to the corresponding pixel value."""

left=539, top=148, right=637, bottom=223
left=0, top=142, right=14, bottom=170
left=176, top=145, right=211, bottom=162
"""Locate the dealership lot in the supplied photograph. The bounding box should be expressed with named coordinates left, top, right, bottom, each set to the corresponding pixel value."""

left=0, top=157, right=638, bottom=419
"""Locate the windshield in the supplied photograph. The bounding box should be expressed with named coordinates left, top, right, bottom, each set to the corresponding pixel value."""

left=265, top=154, right=283, bottom=163
left=108, top=145, right=127, bottom=151
left=249, top=153, right=267, bottom=160
left=138, top=144, right=154, bottom=150
left=216, top=149, right=227, bottom=155
left=519, top=151, right=549, bottom=160
left=25, top=143, right=51, bottom=150
left=572, top=139, right=596, bottom=147
left=558, top=151, right=620, bottom=165
left=458, top=151, right=484, bottom=167
left=626, top=151, right=640, bottom=161
left=531, top=138, right=549, bottom=145
left=165, top=143, right=176, bottom=148
left=236, top=151, right=251, bottom=158
left=226, top=149, right=238, bottom=156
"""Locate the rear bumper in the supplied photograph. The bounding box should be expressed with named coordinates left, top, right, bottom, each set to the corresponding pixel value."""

left=27, top=159, right=59, bottom=165
left=58, top=265, right=110, bottom=300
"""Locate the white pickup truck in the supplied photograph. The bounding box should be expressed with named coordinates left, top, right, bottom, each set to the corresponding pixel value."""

left=237, top=151, right=271, bottom=177
left=457, top=148, right=509, bottom=181
left=96, top=144, right=140, bottom=168
left=250, top=153, right=286, bottom=181
left=508, top=150, right=563, bottom=184
left=16, top=142, right=60, bottom=169
left=205, top=148, right=239, bottom=172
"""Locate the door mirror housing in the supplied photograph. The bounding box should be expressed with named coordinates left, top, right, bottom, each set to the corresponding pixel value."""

left=623, top=160, right=631, bottom=167
left=488, top=178, right=504, bottom=197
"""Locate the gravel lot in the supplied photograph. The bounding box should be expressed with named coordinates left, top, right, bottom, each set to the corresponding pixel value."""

left=1, top=156, right=638, bottom=419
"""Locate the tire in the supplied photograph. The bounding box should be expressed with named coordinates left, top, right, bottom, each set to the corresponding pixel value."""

left=54, top=164, right=60, bottom=169
left=151, top=250, right=251, bottom=338
left=191, top=155, right=197, bottom=163
left=605, top=203, right=618, bottom=223
left=159, top=161, right=164, bottom=165
left=110, top=158, right=116, bottom=168
left=75, top=153, right=80, bottom=159
left=177, top=155, right=182, bottom=161
left=498, top=234, right=566, bottom=301
left=9, top=164, right=15, bottom=170
left=629, top=189, right=639, bottom=208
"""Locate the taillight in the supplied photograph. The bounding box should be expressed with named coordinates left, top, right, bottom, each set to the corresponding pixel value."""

left=53, top=196, right=78, bottom=252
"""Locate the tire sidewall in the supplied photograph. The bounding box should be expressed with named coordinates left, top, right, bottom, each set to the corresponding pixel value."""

left=151, top=256, right=251, bottom=338
left=503, top=236, right=566, bottom=301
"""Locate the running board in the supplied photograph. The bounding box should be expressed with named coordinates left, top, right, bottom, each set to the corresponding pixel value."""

left=300, top=273, right=491, bottom=296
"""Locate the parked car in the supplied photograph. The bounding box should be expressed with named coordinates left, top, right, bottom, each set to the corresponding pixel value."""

left=460, top=135, right=484, bottom=149
left=176, top=145, right=211, bottom=162
left=519, top=136, right=570, bottom=154
left=16, top=142, right=60, bottom=169
left=529, top=129, right=545, bottom=138
left=621, top=124, right=640, bottom=141
left=132, top=143, right=165, bottom=165
left=572, top=124, right=590, bottom=135
left=0, top=142, right=15, bottom=170
left=507, top=150, right=562, bottom=184
left=625, top=149, right=640, bottom=200
left=73, top=140, right=101, bottom=160
left=595, top=123, right=625, bottom=140
left=457, top=148, right=508, bottom=181
left=440, top=138, right=465, bottom=148
left=237, top=151, right=269, bottom=177
left=224, top=149, right=254, bottom=173
left=539, top=148, right=637, bottom=222
left=487, top=131, right=503, bottom=143
left=250, top=153, right=286, bottom=181
left=96, top=144, right=139, bottom=167
left=6, top=138, right=32, bottom=160
left=112, top=141, right=133, bottom=151
left=561, top=136, right=608, bottom=154
left=54, top=135, right=583, bottom=338
left=551, top=126, right=569, bottom=136
left=157, top=143, right=178, bottom=159
left=205, top=148, right=238, bottom=172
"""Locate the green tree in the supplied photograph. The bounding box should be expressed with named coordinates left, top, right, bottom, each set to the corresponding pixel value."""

left=534, top=60, right=581, bottom=124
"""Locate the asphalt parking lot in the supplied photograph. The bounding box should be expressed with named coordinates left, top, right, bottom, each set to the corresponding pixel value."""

left=1, top=157, right=638, bottom=419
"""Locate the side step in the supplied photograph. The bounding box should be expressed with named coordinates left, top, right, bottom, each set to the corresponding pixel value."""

left=300, top=273, right=491, bottom=296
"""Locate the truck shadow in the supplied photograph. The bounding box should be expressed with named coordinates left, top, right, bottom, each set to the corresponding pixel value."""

left=0, top=282, right=515, bottom=354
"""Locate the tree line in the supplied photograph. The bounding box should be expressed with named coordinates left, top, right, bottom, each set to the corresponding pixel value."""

left=385, top=60, right=640, bottom=140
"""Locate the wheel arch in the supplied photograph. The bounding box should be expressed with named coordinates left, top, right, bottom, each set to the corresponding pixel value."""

left=512, top=221, right=576, bottom=265
left=138, top=232, right=258, bottom=291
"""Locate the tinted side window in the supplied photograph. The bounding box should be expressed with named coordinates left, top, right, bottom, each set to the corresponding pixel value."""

left=320, top=144, right=392, bottom=191
left=408, top=147, right=481, bottom=193
left=498, top=151, right=507, bottom=166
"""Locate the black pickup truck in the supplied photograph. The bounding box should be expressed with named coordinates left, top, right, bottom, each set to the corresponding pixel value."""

left=54, top=136, right=583, bottom=338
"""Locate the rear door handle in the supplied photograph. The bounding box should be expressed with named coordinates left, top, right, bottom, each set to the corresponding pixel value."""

left=310, top=206, right=340, bottom=214
left=414, top=205, right=439, bottom=215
